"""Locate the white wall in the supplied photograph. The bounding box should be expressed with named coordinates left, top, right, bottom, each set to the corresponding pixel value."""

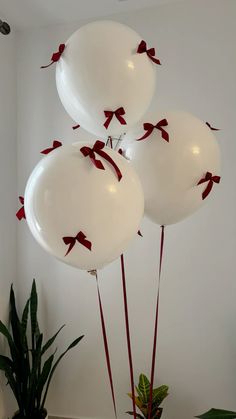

left=16, top=0, right=236, bottom=418
left=0, top=28, right=17, bottom=418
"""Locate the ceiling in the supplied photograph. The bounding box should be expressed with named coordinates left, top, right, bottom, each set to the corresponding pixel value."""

left=0, top=0, right=183, bottom=29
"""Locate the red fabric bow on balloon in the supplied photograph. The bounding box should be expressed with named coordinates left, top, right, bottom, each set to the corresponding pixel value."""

left=137, top=40, right=161, bottom=65
left=16, top=196, right=26, bottom=221
left=80, top=140, right=122, bottom=181
left=137, top=119, right=169, bottom=142
left=197, top=171, right=221, bottom=200
left=41, top=43, right=65, bottom=69
left=104, top=107, right=127, bottom=129
left=41, top=140, right=62, bottom=155
left=63, top=231, right=92, bottom=256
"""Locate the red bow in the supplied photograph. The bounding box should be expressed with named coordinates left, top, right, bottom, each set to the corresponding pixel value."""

left=137, top=119, right=169, bottom=142
left=16, top=196, right=26, bottom=221
left=206, top=122, right=220, bottom=131
left=41, top=140, right=62, bottom=155
left=41, top=43, right=65, bottom=69
left=80, top=140, right=122, bottom=181
left=197, top=172, right=221, bottom=200
left=104, top=107, right=127, bottom=129
left=137, top=40, right=161, bottom=65
left=72, top=124, right=80, bottom=130
left=137, top=230, right=143, bottom=237
left=63, top=231, right=92, bottom=256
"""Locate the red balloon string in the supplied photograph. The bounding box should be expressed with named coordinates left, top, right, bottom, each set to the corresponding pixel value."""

left=120, top=254, right=137, bottom=419
left=95, top=272, right=117, bottom=418
left=148, top=225, right=165, bottom=419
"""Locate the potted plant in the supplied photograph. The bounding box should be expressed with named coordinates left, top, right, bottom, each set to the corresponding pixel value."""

left=126, top=373, right=169, bottom=419
left=0, top=280, right=84, bottom=419
left=196, top=409, right=236, bottom=418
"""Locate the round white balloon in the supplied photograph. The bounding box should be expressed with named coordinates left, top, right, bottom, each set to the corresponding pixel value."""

left=56, top=20, right=157, bottom=138
left=24, top=142, right=144, bottom=270
left=123, top=111, right=221, bottom=225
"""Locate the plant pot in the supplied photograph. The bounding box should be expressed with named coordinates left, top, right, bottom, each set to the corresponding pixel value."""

left=12, top=408, right=48, bottom=419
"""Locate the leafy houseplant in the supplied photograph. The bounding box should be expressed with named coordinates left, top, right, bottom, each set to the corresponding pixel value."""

left=127, top=373, right=169, bottom=419
left=0, top=280, right=84, bottom=419
left=196, top=409, right=236, bottom=418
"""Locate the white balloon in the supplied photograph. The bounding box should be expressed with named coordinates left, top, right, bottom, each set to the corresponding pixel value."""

left=123, top=111, right=221, bottom=225
left=56, top=20, right=157, bottom=138
left=24, top=141, right=144, bottom=270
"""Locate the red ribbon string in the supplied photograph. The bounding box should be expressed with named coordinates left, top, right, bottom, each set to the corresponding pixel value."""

left=148, top=225, right=165, bottom=419
left=16, top=196, right=26, bottom=221
left=41, top=140, right=62, bottom=155
left=80, top=140, right=122, bottom=181
left=120, top=255, right=137, bottom=419
left=197, top=172, right=221, bottom=200
left=206, top=122, right=220, bottom=131
left=63, top=231, right=92, bottom=256
left=41, top=43, right=65, bottom=69
left=72, top=124, right=80, bottom=130
left=104, top=107, right=127, bottom=129
left=96, top=272, right=117, bottom=418
left=137, top=119, right=169, bottom=142
left=137, top=40, right=161, bottom=65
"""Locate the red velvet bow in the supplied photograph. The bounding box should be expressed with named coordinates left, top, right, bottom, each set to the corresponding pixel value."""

left=137, top=40, right=161, bottom=65
left=16, top=196, right=26, bottom=220
left=197, top=171, right=221, bottom=200
left=41, top=140, right=62, bottom=155
left=137, top=230, right=143, bottom=237
left=80, top=140, right=122, bottom=181
left=206, top=122, right=220, bottom=131
left=104, top=107, right=127, bottom=129
left=73, top=124, right=80, bottom=130
left=41, top=43, right=65, bottom=69
left=63, top=231, right=92, bottom=256
left=137, top=119, right=169, bottom=142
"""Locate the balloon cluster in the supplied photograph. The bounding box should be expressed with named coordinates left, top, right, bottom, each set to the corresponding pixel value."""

left=20, top=20, right=221, bottom=271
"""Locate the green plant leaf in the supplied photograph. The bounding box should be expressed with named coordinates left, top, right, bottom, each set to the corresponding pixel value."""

left=151, top=406, right=163, bottom=419
left=0, top=320, right=18, bottom=362
left=136, top=385, right=144, bottom=402
left=152, top=385, right=169, bottom=406
left=127, top=393, right=143, bottom=410
left=30, top=279, right=40, bottom=351
left=0, top=355, right=14, bottom=371
left=21, top=299, right=30, bottom=338
left=0, top=355, right=20, bottom=407
left=41, top=325, right=65, bottom=355
left=10, top=285, right=22, bottom=350
left=40, top=335, right=84, bottom=410
left=27, top=333, right=43, bottom=416
left=138, top=374, right=150, bottom=404
left=195, top=409, right=236, bottom=418
left=126, top=412, right=144, bottom=419
left=36, top=354, right=54, bottom=408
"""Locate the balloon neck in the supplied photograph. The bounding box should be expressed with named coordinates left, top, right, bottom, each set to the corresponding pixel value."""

left=88, top=269, right=97, bottom=277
